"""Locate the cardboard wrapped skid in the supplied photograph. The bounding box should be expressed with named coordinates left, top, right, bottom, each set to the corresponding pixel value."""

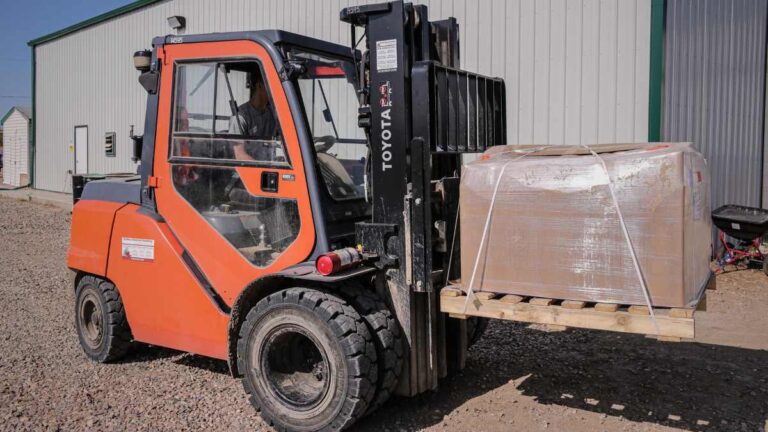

left=459, top=143, right=712, bottom=308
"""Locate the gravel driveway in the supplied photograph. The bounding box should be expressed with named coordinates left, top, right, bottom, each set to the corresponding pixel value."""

left=1, top=197, right=766, bottom=431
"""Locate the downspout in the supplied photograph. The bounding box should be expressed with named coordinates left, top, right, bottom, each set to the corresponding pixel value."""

left=647, top=0, right=666, bottom=142
left=29, top=45, right=36, bottom=188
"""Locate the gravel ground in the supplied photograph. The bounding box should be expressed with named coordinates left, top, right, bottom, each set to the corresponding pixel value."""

left=1, top=196, right=767, bottom=431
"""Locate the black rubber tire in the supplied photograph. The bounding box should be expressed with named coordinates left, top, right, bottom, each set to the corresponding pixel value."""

left=339, top=285, right=404, bottom=414
left=74, top=275, right=132, bottom=363
left=237, top=288, right=377, bottom=432
left=763, top=258, right=768, bottom=276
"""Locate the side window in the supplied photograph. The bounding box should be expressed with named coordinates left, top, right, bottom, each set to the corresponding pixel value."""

left=170, top=61, right=300, bottom=268
left=170, top=61, right=288, bottom=166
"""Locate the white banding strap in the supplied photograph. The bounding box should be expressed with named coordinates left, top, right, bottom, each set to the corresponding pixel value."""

left=444, top=199, right=460, bottom=287
left=462, top=148, right=545, bottom=313
left=583, top=145, right=660, bottom=334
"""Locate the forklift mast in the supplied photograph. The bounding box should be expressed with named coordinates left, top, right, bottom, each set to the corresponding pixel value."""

left=341, top=1, right=506, bottom=395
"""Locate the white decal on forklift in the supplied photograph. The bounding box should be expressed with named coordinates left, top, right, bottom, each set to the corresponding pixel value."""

left=376, top=39, right=398, bottom=72
left=121, top=238, right=155, bottom=262
left=381, top=108, right=392, bottom=171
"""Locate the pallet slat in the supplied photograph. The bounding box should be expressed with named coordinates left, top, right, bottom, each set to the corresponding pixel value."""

left=561, top=300, right=586, bottom=310
left=594, top=303, right=619, bottom=312
left=439, top=288, right=695, bottom=339
left=500, top=294, right=525, bottom=304
left=669, top=308, right=694, bottom=318
left=530, top=298, right=554, bottom=306
left=440, top=287, right=462, bottom=297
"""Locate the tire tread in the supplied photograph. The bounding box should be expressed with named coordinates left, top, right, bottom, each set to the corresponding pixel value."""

left=236, top=287, right=377, bottom=432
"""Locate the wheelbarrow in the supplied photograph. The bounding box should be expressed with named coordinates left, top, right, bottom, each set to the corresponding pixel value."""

left=711, top=205, right=768, bottom=275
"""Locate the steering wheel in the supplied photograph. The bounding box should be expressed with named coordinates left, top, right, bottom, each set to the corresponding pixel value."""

left=313, top=135, right=336, bottom=153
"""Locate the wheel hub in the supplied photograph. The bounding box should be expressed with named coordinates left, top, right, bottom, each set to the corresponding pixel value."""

left=79, top=293, right=104, bottom=349
left=259, top=326, right=331, bottom=410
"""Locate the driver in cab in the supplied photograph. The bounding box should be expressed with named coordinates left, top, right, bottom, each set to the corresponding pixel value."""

left=229, top=71, right=278, bottom=161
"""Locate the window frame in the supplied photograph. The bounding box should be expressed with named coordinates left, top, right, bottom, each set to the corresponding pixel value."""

left=287, top=49, right=370, bottom=202
left=167, top=57, right=292, bottom=170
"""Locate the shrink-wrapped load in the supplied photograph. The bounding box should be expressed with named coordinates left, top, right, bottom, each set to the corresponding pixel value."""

left=459, top=143, right=711, bottom=308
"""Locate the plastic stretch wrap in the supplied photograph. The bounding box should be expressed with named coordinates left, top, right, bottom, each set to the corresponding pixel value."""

left=459, top=143, right=711, bottom=308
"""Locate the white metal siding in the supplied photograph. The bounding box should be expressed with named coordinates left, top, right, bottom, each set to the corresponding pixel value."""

left=663, top=0, right=768, bottom=210
left=2, top=110, right=30, bottom=187
left=34, top=0, right=652, bottom=192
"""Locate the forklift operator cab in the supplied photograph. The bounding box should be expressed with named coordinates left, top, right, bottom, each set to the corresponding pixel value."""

left=168, top=45, right=367, bottom=268
left=67, top=2, right=506, bottom=430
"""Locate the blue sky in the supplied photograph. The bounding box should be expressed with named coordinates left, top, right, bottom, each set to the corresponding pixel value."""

left=0, top=0, right=132, bottom=118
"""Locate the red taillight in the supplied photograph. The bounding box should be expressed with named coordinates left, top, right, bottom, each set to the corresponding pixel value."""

left=316, top=254, right=338, bottom=276
left=315, top=247, right=363, bottom=276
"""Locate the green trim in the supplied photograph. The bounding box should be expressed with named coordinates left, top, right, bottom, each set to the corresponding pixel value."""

left=28, top=0, right=163, bottom=47
left=30, top=47, right=35, bottom=187
left=648, top=0, right=665, bottom=142
left=1, top=107, right=31, bottom=125
left=0, top=107, right=15, bottom=125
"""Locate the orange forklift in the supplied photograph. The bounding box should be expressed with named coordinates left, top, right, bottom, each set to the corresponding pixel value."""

left=67, top=1, right=505, bottom=430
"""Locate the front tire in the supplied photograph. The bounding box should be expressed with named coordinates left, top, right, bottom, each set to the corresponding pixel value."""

left=74, top=275, right=132, bottom=362
left=237, top=288, right=377, bottom=432
left=340, top=284, right=403, bottom=414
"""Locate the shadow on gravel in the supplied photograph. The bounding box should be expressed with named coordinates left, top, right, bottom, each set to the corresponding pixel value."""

left=118, top=344, right=230, bottom=375
left=357, top=321, right=768, bottom=432
left=173, top=353, right=230, bottom=375
left=117, top=344, right=181, bottom=363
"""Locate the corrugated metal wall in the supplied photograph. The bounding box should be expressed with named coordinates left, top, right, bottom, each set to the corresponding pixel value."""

left=34, top=0, right=652, bottom=192
left=2, top=110, right=30, bottom=187
left=662, top=0, right=768, bottom=209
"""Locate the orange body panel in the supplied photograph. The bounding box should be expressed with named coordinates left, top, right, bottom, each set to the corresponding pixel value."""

left=153, top=41, right=316, bottom=306
left=66, top=39, right=317, bottom=361
left=67, top=200, right=125, bottom=276
left=106, top=204, right=229, bottom=359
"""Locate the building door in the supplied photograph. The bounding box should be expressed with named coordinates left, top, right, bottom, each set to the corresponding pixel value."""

left=74, top=125, right=88, bottom=174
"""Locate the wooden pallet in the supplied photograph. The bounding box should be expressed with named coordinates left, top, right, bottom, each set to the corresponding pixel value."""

left=440, top=287, right=705, bottom=340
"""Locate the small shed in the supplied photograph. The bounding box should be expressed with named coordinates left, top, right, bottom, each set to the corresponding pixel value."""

left=1, top=106, right=31, bottom=187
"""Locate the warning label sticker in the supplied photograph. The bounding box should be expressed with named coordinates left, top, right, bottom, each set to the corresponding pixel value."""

left=121, top=237, right=155, bottom=262
left=376, top=39, right=398, bottom=72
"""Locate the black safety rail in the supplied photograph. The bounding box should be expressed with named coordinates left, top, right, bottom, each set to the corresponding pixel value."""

left=412, top=61, right=506, bottom=153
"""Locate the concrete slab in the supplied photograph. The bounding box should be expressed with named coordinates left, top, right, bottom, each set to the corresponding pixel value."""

left=0, top=187, right=72, bottom=211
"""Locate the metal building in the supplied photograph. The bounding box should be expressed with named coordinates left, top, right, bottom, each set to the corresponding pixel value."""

left=27, top=0, right=768, bottom=210
left=1, top=106, right=31, bottom=187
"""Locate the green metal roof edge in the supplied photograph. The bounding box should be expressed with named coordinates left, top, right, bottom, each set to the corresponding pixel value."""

left=28, top=0, right=164, bottom=47
left=1, top=107, right=19, bottom=125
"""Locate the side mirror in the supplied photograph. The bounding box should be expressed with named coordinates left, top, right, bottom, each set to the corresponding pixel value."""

left=139, top=71, right=159, bottom=94
left=134, top=50, right=158, bottom=94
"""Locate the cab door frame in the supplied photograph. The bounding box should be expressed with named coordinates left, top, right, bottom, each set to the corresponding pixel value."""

left=151, top=39, right=319, bottom=307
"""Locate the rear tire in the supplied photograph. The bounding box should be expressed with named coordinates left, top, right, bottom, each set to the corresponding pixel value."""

left=74, top=275, right=132, bottom=362
left=340, top=284, right=404, bottom=414
left=237, top=288, right=377, bottom=432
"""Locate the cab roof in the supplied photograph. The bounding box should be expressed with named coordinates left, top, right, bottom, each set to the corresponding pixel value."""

left=152, top=30, right=355, bottom=61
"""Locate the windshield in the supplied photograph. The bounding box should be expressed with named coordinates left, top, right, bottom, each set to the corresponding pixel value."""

left=291, top=50, right=367, bottom=201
